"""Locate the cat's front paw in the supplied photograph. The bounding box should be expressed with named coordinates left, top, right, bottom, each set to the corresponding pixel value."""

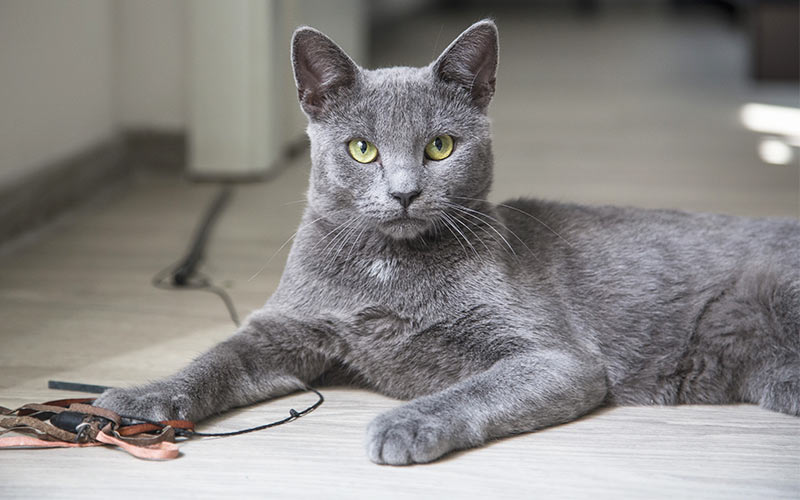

left=366, top=406, right=463, bottom=465
left=94, top=385, right=193, bottom=422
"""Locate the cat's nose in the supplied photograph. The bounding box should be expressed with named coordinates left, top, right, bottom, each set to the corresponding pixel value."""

left=390, top=190, right=421, bottom=209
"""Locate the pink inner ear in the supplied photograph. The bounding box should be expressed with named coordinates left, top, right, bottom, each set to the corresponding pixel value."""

left=292, top=29, right=358, bottom=117
left=434, top=23, right=498, bottom=108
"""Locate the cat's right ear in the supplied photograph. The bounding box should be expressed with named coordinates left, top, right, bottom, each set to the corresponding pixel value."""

left=291, top=27, right=358, bottom=119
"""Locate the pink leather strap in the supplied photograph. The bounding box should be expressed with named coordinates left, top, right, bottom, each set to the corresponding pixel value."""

left=95, top=426, right=180, bottom=460
left=0, top=435, right=103, bottom=449
left=0, top=429, right=180, bottom=460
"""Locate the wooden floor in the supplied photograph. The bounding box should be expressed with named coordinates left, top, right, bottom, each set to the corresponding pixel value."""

left=1, top=7, right=798, bottom=499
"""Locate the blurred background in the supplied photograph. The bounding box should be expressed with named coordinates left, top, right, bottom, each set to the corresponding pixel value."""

left=1, top=0, right=798, bottom=244
left=0, top=0, right=798, bottom=312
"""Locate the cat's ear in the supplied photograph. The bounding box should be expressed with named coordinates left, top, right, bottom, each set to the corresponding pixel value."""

left=291, top=27, right=358, bottom=119
left=432, top=20, right=498, bottom=111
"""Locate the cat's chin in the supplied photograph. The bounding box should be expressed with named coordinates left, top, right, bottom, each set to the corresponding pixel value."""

left=379, top=217, right=430, bottom=240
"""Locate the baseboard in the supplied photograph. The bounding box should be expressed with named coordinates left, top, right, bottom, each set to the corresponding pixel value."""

left=0, top=136, right=130, bottom=244
left=125, top=129, right=187, bottom=173
left=0, top=129, right=306, bottom=245
left=185, top=135, right=309, bottom=183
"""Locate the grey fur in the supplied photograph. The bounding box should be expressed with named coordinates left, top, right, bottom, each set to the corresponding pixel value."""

left=95, top=20, right=800, bottom=465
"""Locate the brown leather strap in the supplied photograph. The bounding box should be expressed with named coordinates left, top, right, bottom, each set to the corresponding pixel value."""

left=0, top=415, right=77, bottom=442
left=0, top=398, right=187, bottom=460
left=42, top=398, right=95, bottom=407
left=0, top=424, right=47, bottom=438
left=112, top=426, right=175, bottom=446
left=18, top=404, right=69, bottom=415
left=68, top=404, right=121, bottom=426
left=118, top=420, right=194, bottom=437
left=18, top=398, right=95, bottom=416
left=0, top=398, right=194, bottom=459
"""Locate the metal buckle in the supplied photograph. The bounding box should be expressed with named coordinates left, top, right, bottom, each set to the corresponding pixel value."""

left=74, top=422, right=91, bottom=443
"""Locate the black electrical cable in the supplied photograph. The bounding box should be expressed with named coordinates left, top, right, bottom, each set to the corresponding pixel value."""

left=152, top=264, right=241, bottom=327
left=152, top=185, right=240, bottom=326
left=171, top=186, right=232, bottom=286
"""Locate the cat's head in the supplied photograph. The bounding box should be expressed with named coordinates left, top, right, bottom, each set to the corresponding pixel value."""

left=291, top=20, right=498, bottom=240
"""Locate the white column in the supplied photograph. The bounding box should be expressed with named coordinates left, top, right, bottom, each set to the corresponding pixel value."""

left=188, top=0, right=367, bottom=179
left=188, top=0, right=276, bottom=178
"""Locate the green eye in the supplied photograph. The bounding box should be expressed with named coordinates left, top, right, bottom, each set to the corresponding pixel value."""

left=348, top=139, right=378, bottom=163
left=424, top=134, right=454, bottom=161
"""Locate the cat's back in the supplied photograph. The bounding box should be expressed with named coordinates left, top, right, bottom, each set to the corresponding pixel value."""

left=498, top=197, right=800, bottom=271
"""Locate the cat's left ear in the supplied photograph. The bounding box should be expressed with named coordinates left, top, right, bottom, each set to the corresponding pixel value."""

left=432, top=19, right=498, bottom=111
left=291, top=27, right=359, bottom=119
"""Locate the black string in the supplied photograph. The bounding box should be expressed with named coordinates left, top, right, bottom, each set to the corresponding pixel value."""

left=171, top=186, right=233, bottom=286
left=186, top=387, right=324, bottom=437
left=119, top=388, right=324, bottom=439
left=152, top=262, right=241, bottom=326
left=152, top=186, right=240, bottom=326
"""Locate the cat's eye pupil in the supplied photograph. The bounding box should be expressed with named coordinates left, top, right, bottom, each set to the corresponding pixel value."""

left=434, top=137, right=443, bottom=151
left=359, top=141, right=367, bottom=154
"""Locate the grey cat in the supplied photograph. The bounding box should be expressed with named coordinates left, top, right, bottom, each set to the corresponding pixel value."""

left=95, top=20, right=800, bottom=465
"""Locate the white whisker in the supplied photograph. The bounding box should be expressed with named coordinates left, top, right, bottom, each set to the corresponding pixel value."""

left=449, top=208, right=503, bottom=255
left=448, top=211, right=491, bottom=262
left=446, top=201, right=540, bottom=262
left=445, top=202, right=517, bottom=256
left=332, top=218, right=365, bottom=262
left=452, top=195, right=574, bottom=249
left=437, top=214, right=470, bottom=259
left=248, top=214, right=326, bottom=282
left=346, top=222, right=371, bottom=262
left=442, top=212, right=480, bottom=259
left=316, top=218, right=357, bottom=256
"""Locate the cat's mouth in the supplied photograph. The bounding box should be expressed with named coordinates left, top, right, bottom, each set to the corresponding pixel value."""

left=379, top=216, right=429, bottom=239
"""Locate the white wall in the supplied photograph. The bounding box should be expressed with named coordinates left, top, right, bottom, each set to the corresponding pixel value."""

left=0, top=0, right=367, bottom=183
left=114, top=0, right=187, bottom=131
left=0, top=0, right=115, bottom=183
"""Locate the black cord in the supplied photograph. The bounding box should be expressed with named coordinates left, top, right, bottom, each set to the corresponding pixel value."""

left=152, top=263, right=241, bottom=326
left=152, top=185, right=240, bottom=326
left=187, top=387, right=324, bottom=437
left=172, top=186, right=233, bottom=286
left=119, top=388, right=325, bottom=439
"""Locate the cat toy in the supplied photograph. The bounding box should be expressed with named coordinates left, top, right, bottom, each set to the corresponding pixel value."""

left=0, top=397, right=185, bottom=460
left=0, top=382, right=324, bottom=460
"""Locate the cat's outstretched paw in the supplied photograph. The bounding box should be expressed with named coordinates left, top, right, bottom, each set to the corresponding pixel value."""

left=366, top=406, right=463, bottom=465
left=94, top=386, right=193, bottom=422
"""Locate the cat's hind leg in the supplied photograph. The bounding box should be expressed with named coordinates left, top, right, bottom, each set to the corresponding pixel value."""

left=740, top=273, right=800, bottom=416
left=689, top=269, right=800, bottom=415
left=752, top=363, right=800, bottom=416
